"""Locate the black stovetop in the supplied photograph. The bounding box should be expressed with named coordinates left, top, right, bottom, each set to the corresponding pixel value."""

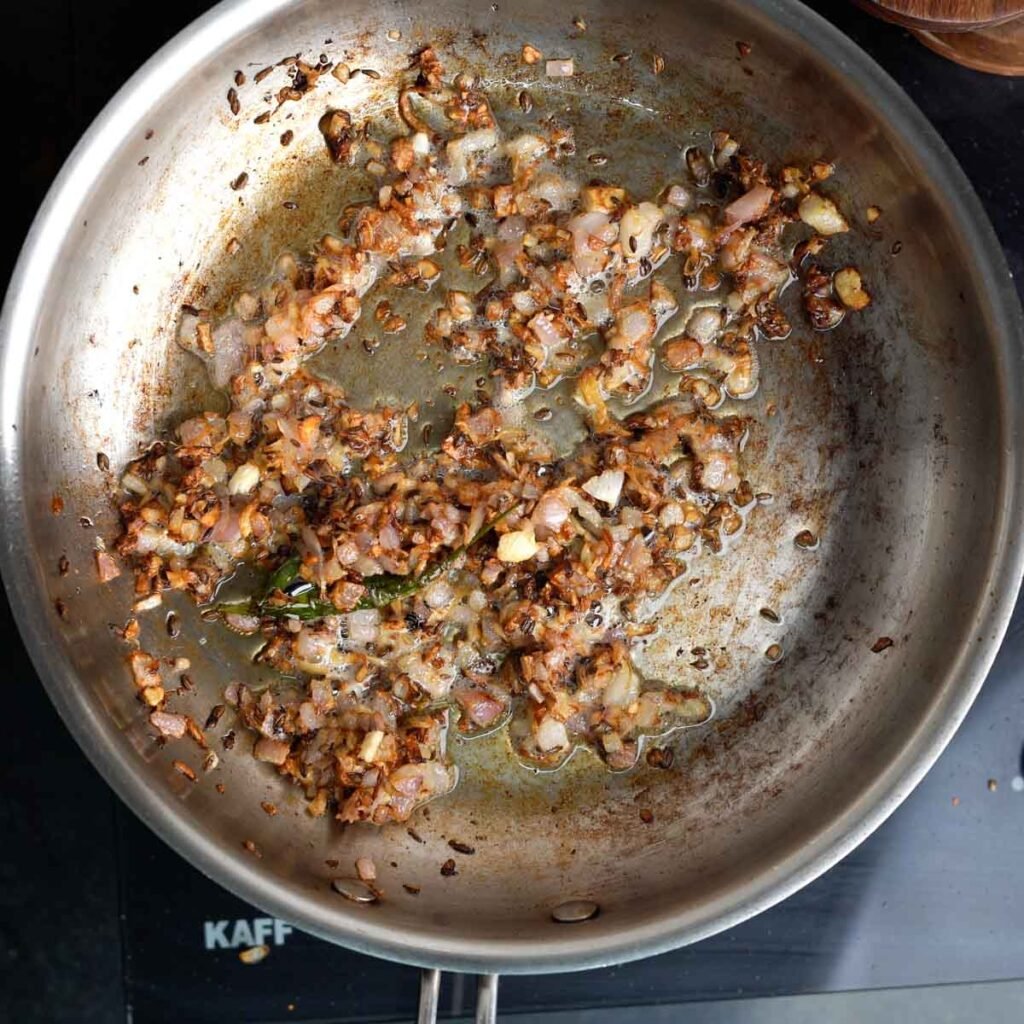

left=2, top=3, right=1022, bottom=1022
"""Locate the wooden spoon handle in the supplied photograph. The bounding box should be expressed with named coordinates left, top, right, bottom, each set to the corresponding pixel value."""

left=853, top=0, right=1024, bottom=33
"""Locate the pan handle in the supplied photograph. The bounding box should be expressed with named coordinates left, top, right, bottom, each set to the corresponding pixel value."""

left=417, top=969, right=500, bottom=1023
left=474, top=973, right=499, bottom=1022
left=417, top=969, right=441, bottom=1024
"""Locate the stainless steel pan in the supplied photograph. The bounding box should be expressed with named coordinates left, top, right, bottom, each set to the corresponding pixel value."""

left=2, top=0, right=1022, bottom=1016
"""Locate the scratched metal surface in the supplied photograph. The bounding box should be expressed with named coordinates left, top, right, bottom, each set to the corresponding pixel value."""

left=2, top=0, right=1021, bottom=976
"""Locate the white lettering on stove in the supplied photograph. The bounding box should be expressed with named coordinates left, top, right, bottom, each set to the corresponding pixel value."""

left=203, top=917, right=294, bottom=950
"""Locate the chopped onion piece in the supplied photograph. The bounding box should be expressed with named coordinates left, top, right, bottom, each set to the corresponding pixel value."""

left=122, top=472, right=149, bottom=497
left=228, top=462, right=261, bottom=495
left=359, top=729, right=385, bottom=762
left=95, top=550, right=121, bottom=583
left=722, top=184, right=773, bottom=228
left=535, top=716, right=569, bottom=752
left=834, top=267, right=872, bottom=310
left=224, top=612, right=260, bottom=634
left=254, top=737, right=291, bottom=764
left=685, top=306, right=723, bottom=345
left=497, top=524, right=539, bottom=563
left=545, top=58, right=574, bottom=77
left=664, top=184, right=691, bottom=209
left=150, top=711, right=188, bottom=738
left=532, top=489, right=572, bottom=536
left=423, top=579, right=455, bottom=609
left=582, top=469, right=624, bottom=507
left=798, top=192, right=849, bottom=235
left=347, top=609, right=380, bottom=645
left=133, top=593, right=163, bottom=613
left=619, top=202, right=663, bottom=260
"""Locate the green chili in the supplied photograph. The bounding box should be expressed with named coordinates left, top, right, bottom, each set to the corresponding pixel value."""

left=216, top=503, right=519, bottom=623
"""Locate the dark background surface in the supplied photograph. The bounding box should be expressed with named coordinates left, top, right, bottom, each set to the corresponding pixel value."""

left=1, top=2, right=1022, bottom=1022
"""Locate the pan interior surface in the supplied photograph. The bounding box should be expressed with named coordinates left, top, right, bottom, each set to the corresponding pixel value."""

left=2, top=0, right=1021, bottom=972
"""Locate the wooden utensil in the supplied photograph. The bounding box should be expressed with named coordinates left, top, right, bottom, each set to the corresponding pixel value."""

left=858, top=0, right=1023, bottom=30
left=855, top=0, right=1024, bottom=74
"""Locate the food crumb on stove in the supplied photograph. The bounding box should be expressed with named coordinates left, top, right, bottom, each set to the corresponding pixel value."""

left=238, top=945, right=270, bottom=964
left=871, top=636, right=894, bottom=654
left=448, top=839, right=476, bottom=855
left=215, top=782, right=226, bottom=794
left=51, top=494, right=64, bottom=515
left=866, top=205, right=882, bottom=224
left=230, top=172, right=249, bottom=191
left=325, top=858, right=340, bottom=868
left=987, top=778, right=998, bottom=792
left=355, top=857, right=377, bottom=881
left=203, top=752, right=219, bottom=772
left=407, top=828, right=425, bottom=844
left=736, top=40, right=752, bottom=58
left=227, top=87, right=240, bottom=116
left=222, top=730, right=236, bottom=750
left=521, top=44, right=542, bottom=64
left=261, top=801, right=278, bottom=816
left=951, top=796, right=960, bottom=807
left=403, top=883, right=421, bottom=895
left=639, top=808, right=654, bottom=824
left=57, top=554, right=70, bottom=576
left=440, top=858, right=458, bottom=876
left=54, top=598, right=69, bottom=621
left=243, top=839, right=263, bottom=858
left=205, top=704, right=226, bottom=729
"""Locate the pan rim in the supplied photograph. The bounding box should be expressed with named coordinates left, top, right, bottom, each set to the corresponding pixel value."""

left=1, top=0, right=1022, bottom=974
